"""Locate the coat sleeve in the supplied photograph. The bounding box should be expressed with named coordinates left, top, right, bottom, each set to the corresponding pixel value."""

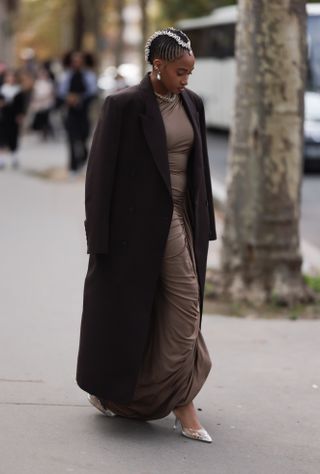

left=85, top=95, right=122, bottom=254
left=197, top=97, right=217, bottom=241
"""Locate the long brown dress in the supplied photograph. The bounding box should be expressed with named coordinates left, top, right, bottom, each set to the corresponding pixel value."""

left=104, top=93, right=212, bottom=420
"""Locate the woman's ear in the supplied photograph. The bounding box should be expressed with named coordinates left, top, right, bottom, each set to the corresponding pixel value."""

left=153, top=59, right=162, bottom=71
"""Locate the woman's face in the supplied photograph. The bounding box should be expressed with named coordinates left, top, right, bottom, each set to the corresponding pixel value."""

left=154, top=52, right=195, bottom=94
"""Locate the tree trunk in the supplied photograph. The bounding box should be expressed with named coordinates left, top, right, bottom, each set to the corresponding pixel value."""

left=220, top=0, right=312, bottom=306
left=80, top=0, right=104, bottom=56
left=0, top=0, right=19, bottom=66
left=114, top=0, right=125, bottom=67
left=139, top=0, right=149, bottom=76
left=73, top=0, right=85, bottom=50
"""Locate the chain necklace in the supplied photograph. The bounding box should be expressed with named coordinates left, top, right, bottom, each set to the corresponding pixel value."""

left=154, top=91, right=178, bottom=103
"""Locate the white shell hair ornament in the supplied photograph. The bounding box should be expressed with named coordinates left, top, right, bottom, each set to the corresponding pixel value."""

left=144, top=28, right=192, bottom=63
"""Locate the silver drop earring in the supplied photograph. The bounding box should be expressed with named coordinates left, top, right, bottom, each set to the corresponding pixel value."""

left=156, top=69, right=161, bottom=81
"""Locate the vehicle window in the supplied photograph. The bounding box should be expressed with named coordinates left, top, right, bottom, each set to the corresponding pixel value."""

left=187, top=23, right=236, bottom=59
left=307, top=15, right=320, bottom=92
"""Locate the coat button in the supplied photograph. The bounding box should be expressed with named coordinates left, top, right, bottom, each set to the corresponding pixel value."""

left=128, top=206, right=134, bottom=213
left=121, top=240, right=127, bottom=246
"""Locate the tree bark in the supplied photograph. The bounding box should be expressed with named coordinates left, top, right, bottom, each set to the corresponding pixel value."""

left=80, top=0, right=104, bottom=54
left=0, top=0, right=19, bottom=65
left=73, top=0, right=85, bottom=50
left=114, top=0, right=125, bottom=67
left=220, top=0, right=312, bottom=306
left=139, top=0, right=149, bottom=76
left=72, top=0, right=103, bottom=57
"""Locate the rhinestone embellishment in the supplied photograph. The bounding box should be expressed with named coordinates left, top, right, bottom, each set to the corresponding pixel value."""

left=145, top=28, right=192, bottom=62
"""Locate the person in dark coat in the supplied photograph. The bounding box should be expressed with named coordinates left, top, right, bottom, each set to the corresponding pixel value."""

left=76, top=28, right=217, bottom=443
left=58, top=51, right=97, bottom=174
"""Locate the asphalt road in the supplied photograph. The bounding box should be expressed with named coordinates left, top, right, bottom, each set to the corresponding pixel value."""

left=206, top=130, right=320, bottom=249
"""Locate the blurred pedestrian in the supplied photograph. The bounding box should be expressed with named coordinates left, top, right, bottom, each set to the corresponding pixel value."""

left=58, top=51, right=97, bottom=175
left=0, top=61, right=7, bottom=87
left=76, top=28, right=217, bottom=442
left=29, top=67, right=55, bottom=140
left=19, top=70, right=35, bottom=112
left=42, top=59, right=56, bottom=84
left=0, top=70, right=25, bottom=169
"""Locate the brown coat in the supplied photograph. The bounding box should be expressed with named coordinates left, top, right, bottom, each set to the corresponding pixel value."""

left=76, top=73, right=217, bottom=403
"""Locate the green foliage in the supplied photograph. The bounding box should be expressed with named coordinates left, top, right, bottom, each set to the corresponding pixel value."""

left=303, top=274, right=320, bottom=293
left=157, top=0, right=236, bottom=22
left=215, top=0, right=237, bottom=7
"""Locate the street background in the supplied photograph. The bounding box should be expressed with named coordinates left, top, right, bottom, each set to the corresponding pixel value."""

left=1, top=0, right=320, bottom=472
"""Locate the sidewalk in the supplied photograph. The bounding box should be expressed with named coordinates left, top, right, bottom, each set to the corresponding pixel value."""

left=0, top=136, right=319, bottom=473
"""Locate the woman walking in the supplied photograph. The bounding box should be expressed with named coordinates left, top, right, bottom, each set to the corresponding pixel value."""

left=76, top=28, right=217, bottom=443
left=58, top=52, right=97, bottom=175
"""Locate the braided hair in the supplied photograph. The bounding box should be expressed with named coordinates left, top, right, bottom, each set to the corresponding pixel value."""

left=145, top=28, right=192, bottom=65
